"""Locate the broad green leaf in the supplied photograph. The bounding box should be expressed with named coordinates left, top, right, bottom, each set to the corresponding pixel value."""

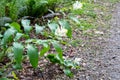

left=48, top=23, right=58, bottom=33
left=47, top=54, right=61, bottom=64
left=13, top=63, right=22, bottom=70
left=56, top=53, right=64, bottom=64
left=35, top=24, right=45, bottom=34
left=13, top=42, right=24, bottom=69
left=27, top=44, right=38, bottom=68
left=14, top=33, right=23, bottom=41
left=47, top=54, right=74, bottom=77
left=70, top=16, right=80, bottom=24
left=59, top=20, right=72, bottom=38
left=1, top=28, right=16, bottom=45
left=0, top=51, right=4, bottom=61
left=47, top=53, right=64, bottom=64
left=25, top=39, right=37, bottom=43
left=0, top=77, right=11, bottom=80
left=39, top=0, right=48, bottom=4
left=35, top=39, right=49, bottom=45
left=52, top=41, right=63, bottom=54
left=10, top=22, right=22, bottom=32
left=21, top=19, right=32, bottom=34
left=52, top=41, right=64, bottom=62
left=63, top=68, right=73, bottom=77
left=40, top=43, right=50, bottom=57
left=64, top=60, right=76, bottom=68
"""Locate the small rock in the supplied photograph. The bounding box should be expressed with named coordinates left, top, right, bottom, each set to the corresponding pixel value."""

left=117, top=47, right=120, bottom=49
left=112, top=56, right=116, bottom=59
left=95, top=31, right=104, bottom=35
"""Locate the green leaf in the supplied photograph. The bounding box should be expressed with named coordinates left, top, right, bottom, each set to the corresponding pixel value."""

left=27, top=44, right=39, bottom=68
left=64, top=60, right=76, bottom=68
left=47, top=54, right=74, bottom=77
left=59, top=20, right=72, bottom=38
left=48, top=23, right=58, bottom=33
left=0, top=34, right=3, bottom=38
left=1, top=28, right=16, bottom=45
left=13, top=63, right=22, bottom=70
left=12, top=71, right=19, bottom=80
left=39, top=0, right=48, bottom=4
left=52, top=41, right=64, bottom=62
left=0, top=77, right=12, bottom=80
left=47, top=54, right=61, bottom=64
left=63, top=68, right=73, bottom=77
left=51, top=41, right=63, bottom=54
left=21, top=19, right=32, bottom=34
left=40, top=43, right=50, bottom=57
left=52, top=41, right=63, bottom=54
left=25, top=39, right=36, bottom=44
left=70, top=16, right=80, bottom=24
left=0, top=51, right=4, bottom=61
left=13, top=42, right=24, bottom=69
left=10, top=22, right=22, bottom=32
left=56, top=53, right=64, bottom=64
left=47, top=53, right=64, bottom=64
left=35, top=24, right=45, bottom=34
left=14, top=33, right=23, bottom=41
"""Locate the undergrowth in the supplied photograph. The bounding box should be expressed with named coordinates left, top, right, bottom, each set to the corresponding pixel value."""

left=0, top=0, right=118, bottom=79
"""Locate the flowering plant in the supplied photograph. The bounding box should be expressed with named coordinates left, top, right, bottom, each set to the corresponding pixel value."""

left=73, top=1, right=83, bottom=10
left=55, top=26, right=68, bottom=37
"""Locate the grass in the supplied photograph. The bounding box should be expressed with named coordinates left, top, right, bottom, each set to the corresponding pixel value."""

left=109, top=0, right=120, bottom=3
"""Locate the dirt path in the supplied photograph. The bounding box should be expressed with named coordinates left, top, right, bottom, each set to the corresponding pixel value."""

left=66, top=2, right=120, bottom=80
left=98, top=3, right=120, bottom=80
left=82, top=3, right=120, bottom=80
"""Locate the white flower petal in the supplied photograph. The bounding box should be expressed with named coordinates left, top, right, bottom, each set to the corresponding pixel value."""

left=73, top=1, right=83, bottom=10
left=55, top=27, right=68, bottom=37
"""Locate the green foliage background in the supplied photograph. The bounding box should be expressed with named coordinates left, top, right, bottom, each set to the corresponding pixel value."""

left=0, top=0, right=60, bottom=20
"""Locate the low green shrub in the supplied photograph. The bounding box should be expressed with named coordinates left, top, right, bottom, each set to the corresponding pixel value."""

left=0, top=0, right=60, bottom=20
left=0, top=18, right=78, bottom=77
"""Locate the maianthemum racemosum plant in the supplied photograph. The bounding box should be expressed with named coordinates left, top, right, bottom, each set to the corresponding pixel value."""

left=0, top=19, right=79, bottom=77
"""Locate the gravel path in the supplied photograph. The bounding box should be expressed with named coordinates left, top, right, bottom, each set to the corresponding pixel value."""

left=55, top=3, right=120, bottom=80
left=99, top=3, right=120, bottom=80
left=72, top=3, right=120, bottom=80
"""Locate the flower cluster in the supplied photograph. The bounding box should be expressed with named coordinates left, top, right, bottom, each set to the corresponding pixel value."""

left=73, top=1, right=83, bottom=10
left=55, top=26, right=68, bottom=37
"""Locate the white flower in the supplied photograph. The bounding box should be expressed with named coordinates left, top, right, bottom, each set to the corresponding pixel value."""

left=74, top=58, right=82, bottom=65
left=73, top=1, right=83, bottom=10
left=55, top=26, right=68, bottom=37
